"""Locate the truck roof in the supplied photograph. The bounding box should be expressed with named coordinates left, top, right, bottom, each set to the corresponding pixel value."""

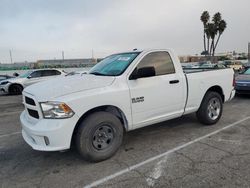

left=114, top=49, right=172, bottom=55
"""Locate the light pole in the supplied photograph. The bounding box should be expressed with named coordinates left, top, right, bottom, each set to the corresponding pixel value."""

left=9, top=50, right=13, bottom=64
left=248, top=42, right=250, bottom=63
left=62, top=51, right=64, bottom=60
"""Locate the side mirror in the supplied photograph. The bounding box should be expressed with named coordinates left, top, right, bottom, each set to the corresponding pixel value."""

left=130, top=66, right=156, bottom=80
left=27, top=75, right=32, bottom=79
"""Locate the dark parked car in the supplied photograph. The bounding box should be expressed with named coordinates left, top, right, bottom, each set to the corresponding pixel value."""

left=0, top=75, right=14, bottom=82
left=235, top=67, right=250, bottom=94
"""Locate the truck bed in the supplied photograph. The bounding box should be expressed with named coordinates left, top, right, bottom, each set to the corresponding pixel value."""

left=183, top=68, right=234, bottom=115
left=183, top=67, right=229, bottom=74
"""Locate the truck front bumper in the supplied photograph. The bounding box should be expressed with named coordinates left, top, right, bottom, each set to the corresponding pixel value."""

left=20, top=111, right=79, bottom=151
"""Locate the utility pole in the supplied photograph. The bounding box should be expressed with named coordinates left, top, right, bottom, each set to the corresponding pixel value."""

left=91, top=49, right=94, bottom=59
left=91, top=49, right=96, bottom=64
left=248, top=42, right=250, bottom=63
left=9, top=50, right=13, bottom=64
left=62, top=51, right=64, bottom=60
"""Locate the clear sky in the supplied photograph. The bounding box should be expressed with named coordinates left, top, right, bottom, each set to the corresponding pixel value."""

left=0, top=0, right=249, bottom=63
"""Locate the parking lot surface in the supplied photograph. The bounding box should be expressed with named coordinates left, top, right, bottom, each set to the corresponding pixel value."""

left=1, top=94, right=250, bottom=188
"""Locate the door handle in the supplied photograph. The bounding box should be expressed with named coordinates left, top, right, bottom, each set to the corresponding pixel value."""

left=169, top=80, right=179, bottom=84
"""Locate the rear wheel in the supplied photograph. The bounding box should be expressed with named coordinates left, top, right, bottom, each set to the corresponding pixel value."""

left=76, top=111, right=124, bottom=162
left=8, top=84, right=23, bottom=95
left=196, top=91, right=223, bottom=125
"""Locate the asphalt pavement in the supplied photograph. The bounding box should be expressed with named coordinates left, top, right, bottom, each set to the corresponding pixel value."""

left=1, top=94, right=250, bottom=188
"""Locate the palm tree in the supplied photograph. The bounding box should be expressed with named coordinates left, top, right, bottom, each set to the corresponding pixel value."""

left=205, top=24, right=211, bottom=54
left=213, top=20, right=227, bottom=56
left=200, top=11, right=210, bottom=54
left=212, top=12, right=221, bottom=25
left=200, top=11, right=227, bottom=58
left=211, top=12, right=222, bottom=56
left=206, top=23, right=217, bottom=55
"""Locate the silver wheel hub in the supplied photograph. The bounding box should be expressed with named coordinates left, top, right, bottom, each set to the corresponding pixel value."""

left=92, top=125, right=114, bottom=150
left=207, top=98, right=221, bottom=120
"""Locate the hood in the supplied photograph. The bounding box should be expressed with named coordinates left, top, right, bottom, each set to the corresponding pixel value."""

left=1, top=77, right=24, bottom=84
left=24, top=74, right=115, bottom=101
left=235, top=74, right=250, bottom=82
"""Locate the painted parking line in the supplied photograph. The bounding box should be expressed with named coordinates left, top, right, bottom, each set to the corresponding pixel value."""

left=0, top=110, right=23, bottom=117
left=0, top=131, right=21, bottom=139
left=84, top=116, right=250, bottom=188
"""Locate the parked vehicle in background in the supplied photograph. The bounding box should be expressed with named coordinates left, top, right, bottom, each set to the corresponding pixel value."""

left=199, top=63, right=226, bottom=69
left=182, top=63, right=226, bottom=71
left=181, top=64, right=194, bottom=69
left=0, top=75, right=14, bottom=82
left=66, top=70, right=88, bottom=76
left=235, top=67, right=250, bottom=94
left=20, top=49, right=235, bottom=162
left=224, top=61, right=243, bottom=71
left=0, top=69, right=65, bottom=95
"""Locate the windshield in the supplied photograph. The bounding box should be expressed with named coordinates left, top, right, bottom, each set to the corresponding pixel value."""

left=243, top=68, right=250, bottom=75
left=19, top=71, right=33, bottom=78
left=89, top=52, right=140, bottom=76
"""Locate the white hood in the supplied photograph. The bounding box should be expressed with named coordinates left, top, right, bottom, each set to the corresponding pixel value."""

left=2, top=77, right=25, bottom=84
left=24, top=74, right=115, bottom=101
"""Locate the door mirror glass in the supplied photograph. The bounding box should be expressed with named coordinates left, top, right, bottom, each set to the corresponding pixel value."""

left=130, top=66, right=156, bottom=80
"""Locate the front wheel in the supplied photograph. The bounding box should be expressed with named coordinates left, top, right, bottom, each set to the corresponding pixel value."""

left=8, top=84, right=23, bottom=95
left=76, top=111, right=124, bottom=162
left=196, top=91, right=223, bottom=125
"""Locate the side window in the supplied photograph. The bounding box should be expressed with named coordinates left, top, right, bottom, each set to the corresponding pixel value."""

left=29, top=71, right=42, bottom=78
left=42, top=70, right=53, bottom=77
left=54, top=70, right=61, bottom=75
left=42, top=70, right=61, bottom=76
left=137, top=51, right=175, bottom=76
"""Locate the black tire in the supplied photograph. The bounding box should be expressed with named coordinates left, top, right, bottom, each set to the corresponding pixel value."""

left=76, top=111, right=124, bottom=162
left=196, top=91, right=223, bottom=125
left=8, top=84, right=23, bottom=95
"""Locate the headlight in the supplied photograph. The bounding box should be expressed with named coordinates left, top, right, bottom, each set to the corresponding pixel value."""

left=40, top=102, right=75, bottom=119
left=0, top=81, right=9, bottom=85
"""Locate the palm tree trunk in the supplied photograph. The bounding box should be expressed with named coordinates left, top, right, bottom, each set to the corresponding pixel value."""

left=203, top=32, right=206, bottom=52
left=213, top=34, right=221, bottom=55
left=207, top=38, right=210, bottom=55
left=212, top=43, right=215, bottom=57
left=210, top=40, right=214, bottom=57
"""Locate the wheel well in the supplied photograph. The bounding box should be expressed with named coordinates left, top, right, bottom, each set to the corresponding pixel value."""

left=206, top=86, right=225, bottom=102
left=71, top=105, right=128, bottom=146
left=8, top=83, right=23, bottom=91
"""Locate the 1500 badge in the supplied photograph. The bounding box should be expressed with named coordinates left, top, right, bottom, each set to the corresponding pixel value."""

left=132, top=96, right=144, bottom=103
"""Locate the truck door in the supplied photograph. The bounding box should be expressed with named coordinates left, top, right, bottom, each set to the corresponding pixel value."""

left=127, top=51, right=185, bottom=128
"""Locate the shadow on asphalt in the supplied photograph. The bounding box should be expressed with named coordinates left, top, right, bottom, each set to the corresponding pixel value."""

left=235, top=93, right=250, bottom=99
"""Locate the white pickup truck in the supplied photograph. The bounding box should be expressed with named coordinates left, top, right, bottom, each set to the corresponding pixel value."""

left=20, top=49, right=235, bottom=162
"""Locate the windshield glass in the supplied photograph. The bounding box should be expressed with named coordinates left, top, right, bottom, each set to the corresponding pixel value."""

left=243, top=68, right=250, bottom=75
left=19, top=71, right=33, bottom=78
left=89, top=52, right=140, bottom=76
